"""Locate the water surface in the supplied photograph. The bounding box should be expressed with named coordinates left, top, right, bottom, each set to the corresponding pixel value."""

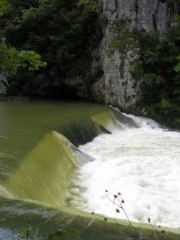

left=78, top=113, right=180, bottom=228
left=0, top=101, right=179, bottom=236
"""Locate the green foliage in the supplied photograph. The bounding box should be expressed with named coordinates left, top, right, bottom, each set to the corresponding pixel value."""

left=18, top=50, right=47, bottom=71
left=159, top=98, right=172, bottom=114
left=0, top=0, right=102, bottom=98
left=108, top=19, right=138, bottom=54
left=0, top=43, right=46, bottom=75
left=109, top=32, right=136, bottom=53
left=112, top=18, right=131, bottom=33
left=18, top=224, right=37, bottom=240
left=143, top=49, right=158, bottom=64
left=109, top=14, right=180, bottom=128
left=136, top=25, right=180, bottom=128
left=0, top=0, right=46, bottom=97
left=0, top=0, right=9, bottom=16
left=175, top=118, right=180, bottom=124
left=174, top=55, right=180, bottom=72
left=142, top=73, right=165, bottom=87
left=130, top=63, right=143, bottom=81
left=48, top=228, right=79, bottom=240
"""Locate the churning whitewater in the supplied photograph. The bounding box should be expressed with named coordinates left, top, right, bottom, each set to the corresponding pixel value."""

left=77, top=112, right=180, bottom=229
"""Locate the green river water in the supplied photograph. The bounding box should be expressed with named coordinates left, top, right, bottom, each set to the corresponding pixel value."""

left=0, top=101, right=179, bottom=240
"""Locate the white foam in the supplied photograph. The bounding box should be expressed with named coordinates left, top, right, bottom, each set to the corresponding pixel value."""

left=122, top=113, right=161, bottom=129
left=0, top=184, right=14, bottom=199
left=78, top=125, right=180, bottom=229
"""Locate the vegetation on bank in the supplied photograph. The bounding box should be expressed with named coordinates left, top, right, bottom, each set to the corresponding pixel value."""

left=132, top=25, right=180, bottom=129
left=0, top=0, right=179, bottom=128
left=0, top=0, right=102, bottom=99
left=5, top=215, right=180, bottom=240
left=0, top=0, right=47, bottom=94
left=109, top=13, right=180, bottom=128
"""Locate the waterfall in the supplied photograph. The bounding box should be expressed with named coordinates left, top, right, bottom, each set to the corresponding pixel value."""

left=4, top=131, right=77, bottom=206
left=0, top=101, right=179, bottom=238
left=77, top=111, right=180, bottom=229
left=0, top=104, right=116, bottom=207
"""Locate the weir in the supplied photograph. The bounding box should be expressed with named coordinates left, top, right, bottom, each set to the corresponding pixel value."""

left=2, top=108, right=117, bottom=207
left=0, top=102, right=179, bottom=239
left=4, top=131, right=77, bottom=206
left=0, top=197, right=180, bottom=240
left=60, top=110, right=117, bottom=146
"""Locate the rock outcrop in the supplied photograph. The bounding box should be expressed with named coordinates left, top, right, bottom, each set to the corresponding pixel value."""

left=91, top=0, right=170, bottom=109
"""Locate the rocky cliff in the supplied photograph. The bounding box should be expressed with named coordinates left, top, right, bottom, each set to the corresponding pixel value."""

left=91, top=0, right=173, bottom=109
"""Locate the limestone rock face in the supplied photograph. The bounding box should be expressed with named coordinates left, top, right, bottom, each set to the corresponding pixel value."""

left=91, top=0, right=169, bottom=109
left=101, top=0, right=168, bottom=31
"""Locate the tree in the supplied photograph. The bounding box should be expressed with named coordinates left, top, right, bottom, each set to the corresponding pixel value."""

left=0, top=0, right=102, bottom=98
left=0, top=43, right=46, bottom=75
left=134, top=15, right=180, bottom=128
left=0, top=0, right=47, bottom=95
left=0, top=0, right=8, bottom=16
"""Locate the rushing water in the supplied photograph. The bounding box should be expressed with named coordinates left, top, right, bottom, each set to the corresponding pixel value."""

left=78, top=112, right=180, bottom=229
left=0, top=101, right=180, bottom=238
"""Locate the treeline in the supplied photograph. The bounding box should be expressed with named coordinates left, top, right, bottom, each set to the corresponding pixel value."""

left=109, top=10, right=180, bottom=128
left=136, top=25, right=180, bottom=128
left=0, top=0, right=179, bottom=128
left=124, top=21, right=180, bottom=128
left=0, top=0, right=102, bottom=99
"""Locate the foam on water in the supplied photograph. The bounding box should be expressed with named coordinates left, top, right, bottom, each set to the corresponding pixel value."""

left=0, top=184, right=14, bottom=199
left=78, top=114, right=180, bottom=229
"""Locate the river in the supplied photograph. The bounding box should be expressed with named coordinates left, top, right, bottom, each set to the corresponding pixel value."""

left=78, top=111, right=180, bottom=228
left=0, top=101, right=179, bottom=238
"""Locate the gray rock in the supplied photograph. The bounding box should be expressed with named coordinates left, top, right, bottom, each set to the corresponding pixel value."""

left=91, top=0, right=171, bottom=109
